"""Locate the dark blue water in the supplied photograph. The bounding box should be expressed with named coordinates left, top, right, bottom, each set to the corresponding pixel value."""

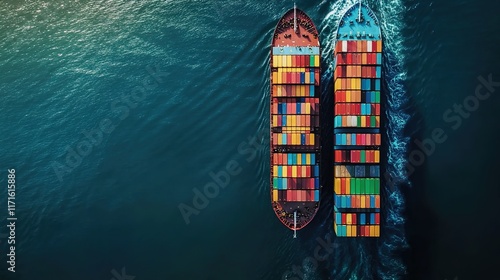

left=0, top=0, right=499, bottom=279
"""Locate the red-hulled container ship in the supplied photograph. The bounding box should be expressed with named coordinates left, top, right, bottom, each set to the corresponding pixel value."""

left=270, top=5, right=321, bottom=235
left=333, top=2, right=382, bottom=237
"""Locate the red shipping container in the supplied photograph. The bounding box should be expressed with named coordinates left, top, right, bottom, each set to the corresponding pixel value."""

left=345, top=103, right=351, bottom=115
left=341, top=213, right=346, bottom=224
left=340, top=178, right=346, bottom=194
left=335, top=150, right=341, bottom=161
left=375, top=213, right=380, bottom=224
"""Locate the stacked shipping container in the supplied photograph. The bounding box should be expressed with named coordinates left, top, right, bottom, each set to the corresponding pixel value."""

left=271, top=46, right=321, bottom=204
left=333, top=39, right=382, bottom=237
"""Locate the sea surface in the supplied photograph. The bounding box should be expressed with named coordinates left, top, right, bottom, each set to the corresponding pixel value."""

left=0, top=0, right=499, bottom=279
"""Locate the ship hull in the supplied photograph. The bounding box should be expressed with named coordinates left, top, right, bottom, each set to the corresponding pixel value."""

left=270, top=8, right=321, bottom=231
left=333, top=3, right=382, bottom=237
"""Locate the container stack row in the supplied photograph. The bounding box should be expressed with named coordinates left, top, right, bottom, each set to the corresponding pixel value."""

left=271, top=55, right=320, bottom=68
left=272, top=85, right=316, bottom=97
left=271, top=46, right=321, bottom=202
left=272, top=189, right=320, bottom=202
left=333, top=40, right=382, bottom=237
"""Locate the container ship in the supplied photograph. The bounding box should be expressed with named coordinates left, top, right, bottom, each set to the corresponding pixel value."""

left=270, top=5, right=321, bottom=235
left=333, top=2, right=382, bottom=237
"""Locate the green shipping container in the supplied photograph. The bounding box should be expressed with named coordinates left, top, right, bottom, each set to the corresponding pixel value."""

left=360, top=150, right=366, bottom=163
left=375, top=91, right=381, bottom=103
left=351, top=178, right=356, bottom=194
left=371, top=116, right=376, bottom=127
left=310, top=55, right=315, bottom=67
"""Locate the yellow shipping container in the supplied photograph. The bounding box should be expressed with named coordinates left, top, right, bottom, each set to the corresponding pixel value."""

left=374, top=225, right=380, bottom=237
left=347, top=224, right=352, bottom=236
left=305, top=103, right=311, bottom=114
left=286, top=55, right=291, bottom=67
left=309, top=134, right=315, bottom=145
left=374, top=150, right=380, bottom=163
left=292, top=166, right=297, bottom=178
left=314, top=55, right=320, bottom=67
left=302, top=166, right=306, bottom=176
left=273, top=165, right=278, bottom=176
left=361, top=116, right=366, bottom=127
left=377, top=40, right=382, bottom=52
left=370, top=226, right=375, bottom=237
left=346, top=178, right=351, bottom=194
left=282, top=165, right=288, bottom=177
left=273, top=190, right=278, bottom=201
left=272, top=115, right=277, bottom=126
left=335, top=178, right=341, bottom=194
left=346, top=213, right=352, bottom=225
left=296, top=154, right=302, bottom=165
left=360, top=195, right=366, bottom=208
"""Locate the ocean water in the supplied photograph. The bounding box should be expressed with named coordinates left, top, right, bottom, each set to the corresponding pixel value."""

left=0, top=0, right=499, bottom=279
